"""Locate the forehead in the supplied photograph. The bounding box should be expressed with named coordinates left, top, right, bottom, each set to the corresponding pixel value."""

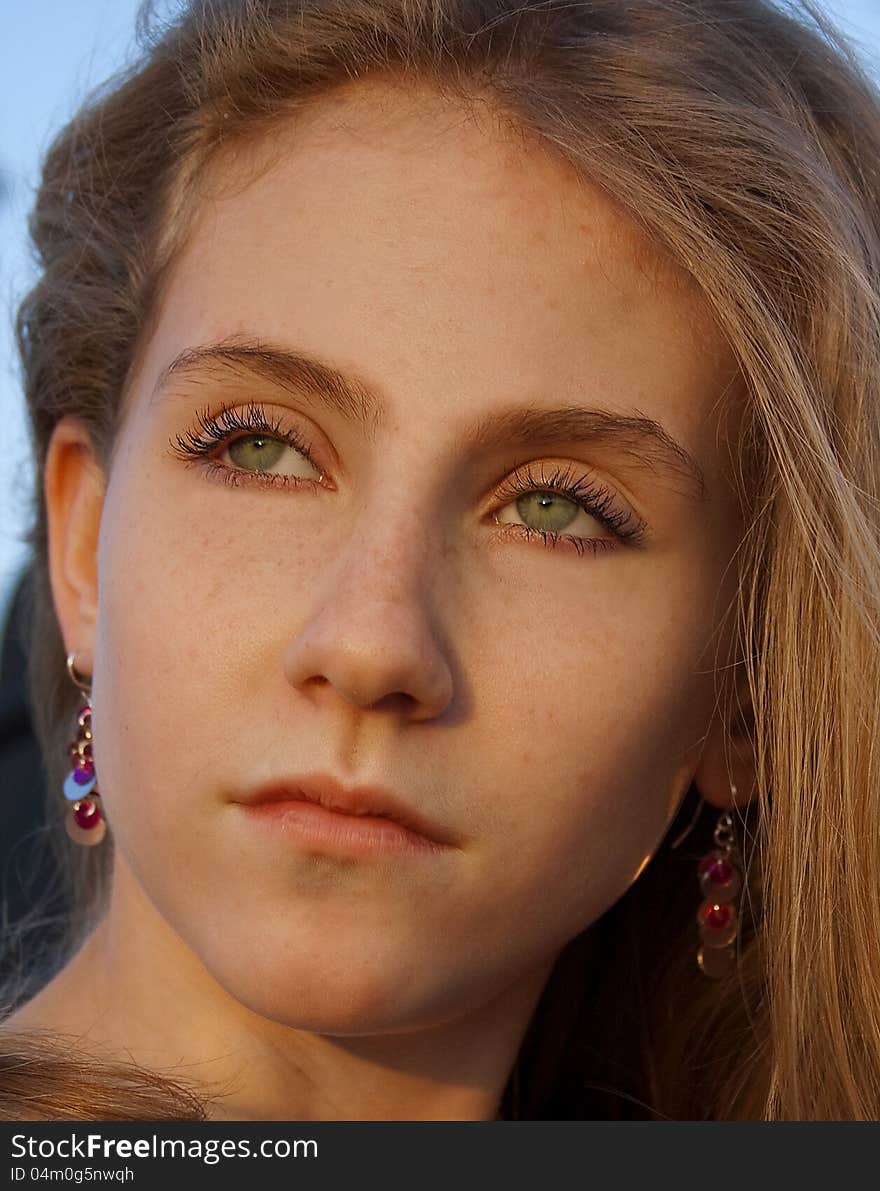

left=187, top=73, right=698, bottom=298
left=135, top=75, right=741, bottom=493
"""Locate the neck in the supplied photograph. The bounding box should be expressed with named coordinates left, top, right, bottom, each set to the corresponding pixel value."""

left=4, top=859, right=554, bottom=1121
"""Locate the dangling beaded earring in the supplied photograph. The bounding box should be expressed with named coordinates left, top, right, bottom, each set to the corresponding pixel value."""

left=695, top=784, right=742, bottom=979
left=63, top=651, right=106, bottom=846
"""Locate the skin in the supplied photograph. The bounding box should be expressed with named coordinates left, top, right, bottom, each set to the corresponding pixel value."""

left=4, top=78, right=756, bottom=1120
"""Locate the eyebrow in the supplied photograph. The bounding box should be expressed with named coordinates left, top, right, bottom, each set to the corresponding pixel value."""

left=151, top=337, right=708, bottom=500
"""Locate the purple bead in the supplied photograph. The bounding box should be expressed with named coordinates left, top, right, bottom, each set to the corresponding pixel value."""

left=73, top=763, right=95, bottom=785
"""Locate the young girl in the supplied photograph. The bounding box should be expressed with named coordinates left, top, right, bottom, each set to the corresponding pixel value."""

left=1, top=0, right=878, bottom=1121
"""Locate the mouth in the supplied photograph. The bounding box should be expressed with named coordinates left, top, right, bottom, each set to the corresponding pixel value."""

left=233, top=771, right=458, bottom=850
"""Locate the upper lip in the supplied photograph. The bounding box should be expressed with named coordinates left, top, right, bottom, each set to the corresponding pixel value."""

left=235, top=772, right=457, bottom=847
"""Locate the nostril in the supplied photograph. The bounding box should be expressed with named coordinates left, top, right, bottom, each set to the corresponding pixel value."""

left=373, top=691, right=417, bottom=713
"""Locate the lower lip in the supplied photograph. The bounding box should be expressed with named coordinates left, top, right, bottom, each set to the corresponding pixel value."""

left=238, top=799, right=450, bottom=857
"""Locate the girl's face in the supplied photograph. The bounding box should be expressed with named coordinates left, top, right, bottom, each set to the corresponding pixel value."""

left=65, top=80, right=747, bottom=1032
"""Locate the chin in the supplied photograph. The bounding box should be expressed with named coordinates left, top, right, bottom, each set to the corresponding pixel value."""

left=198, top=943, right=438, bottom=1034
left=211, top=941, right=497, bottom=1038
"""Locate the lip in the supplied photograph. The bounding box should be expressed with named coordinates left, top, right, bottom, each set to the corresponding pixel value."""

left=233, top=772, right=458, bottom=854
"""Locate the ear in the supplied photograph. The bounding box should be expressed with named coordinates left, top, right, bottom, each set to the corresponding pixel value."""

left=692, top=662, right=758, bottom=812
left=44, top=416, right=106, bottom=675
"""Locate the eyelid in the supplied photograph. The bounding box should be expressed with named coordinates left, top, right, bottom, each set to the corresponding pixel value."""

left=490, top=460, right=649, bottom=544
left=168, top=399, right=331, bottom=481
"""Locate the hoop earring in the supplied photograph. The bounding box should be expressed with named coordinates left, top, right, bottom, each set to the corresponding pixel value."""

left=695, top=783, right=742, bottom=979
left=64, top=651, right=106, bottom=846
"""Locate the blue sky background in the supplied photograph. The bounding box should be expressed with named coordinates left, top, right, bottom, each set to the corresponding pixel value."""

left=2, top=0, right=880, bottom=629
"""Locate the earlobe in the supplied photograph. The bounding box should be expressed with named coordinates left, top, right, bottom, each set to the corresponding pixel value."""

left=692, top=668, right=758, bottom=811
left=44, top=416, right=106, bottom=670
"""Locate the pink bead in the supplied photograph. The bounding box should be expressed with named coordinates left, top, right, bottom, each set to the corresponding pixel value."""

left=697, top=898, right=738, bottom=947
left=704, top=902, right=732, bottom=929
left=74, top=798, right=102, bottom=829
left=698, top=850, right=733, bottom=882
left=698, top=848, right=742, bottom=900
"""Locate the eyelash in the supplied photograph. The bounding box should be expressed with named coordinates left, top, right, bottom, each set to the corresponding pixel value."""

left=167, top=402, right=649, bottom=557
left=493, top=463, right=647, bottom=555
left=169, top=401, right=321, bottom=478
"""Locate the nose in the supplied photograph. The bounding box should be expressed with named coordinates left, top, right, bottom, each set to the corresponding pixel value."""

left=282, top=527, right=455, bottom=723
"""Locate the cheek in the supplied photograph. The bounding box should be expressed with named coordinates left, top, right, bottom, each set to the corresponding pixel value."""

left=90, top=449, right=343, bottom=871
left=469, top=572, right=715, bottom=940
left=96, top=444, right=312, bottom=692
left=91, top=464, right=239, bottom=863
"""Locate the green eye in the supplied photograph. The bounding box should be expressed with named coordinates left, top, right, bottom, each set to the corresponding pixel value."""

left=514, top=491, right=580, bottom=535
left=168, top=401, right=325, bottom=488
left=228, top=435, right=288, bottom=472
left=492, top=461, right=647, bottom=555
